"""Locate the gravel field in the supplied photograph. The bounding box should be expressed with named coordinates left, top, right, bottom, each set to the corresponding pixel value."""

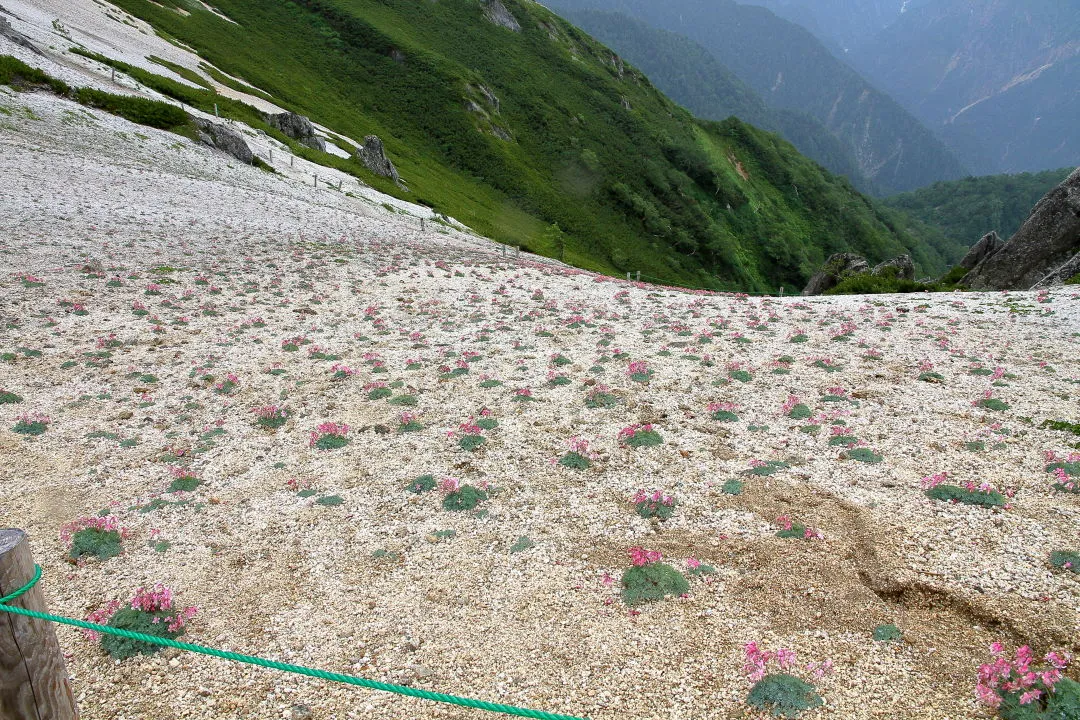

left=1, top=38, right=1079, bottom=720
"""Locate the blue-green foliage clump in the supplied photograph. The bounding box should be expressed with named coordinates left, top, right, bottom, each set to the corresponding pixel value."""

left=747, top=460, right=789, bottom=477
left=101, top=608, right=184, bottom=661
left=620, top=563, right=689, bottom=605
left=873, top=624, right=902, bottom=642
left=558, top=451, right=591, bottom=470
left=993, top=677, right=1080, bottom=720
left=443, top=485, right=488, bottom=512
left=925, top=484, right=1005, bottom=508
left=721, top=479, right=744, bottom=495
left=406, top=474, right=437, bottom=494
left=69, top=528, right=123, bottom=561
left=746, top=674, right=823, bottom=718
left=1049, top=550, right=1079, bottom=574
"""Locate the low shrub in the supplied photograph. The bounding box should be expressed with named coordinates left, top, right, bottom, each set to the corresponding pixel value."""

left=620, top=548, right=689, bottom=605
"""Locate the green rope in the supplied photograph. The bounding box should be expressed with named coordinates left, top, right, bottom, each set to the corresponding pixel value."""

left=0, top=565, right=586, bottom=720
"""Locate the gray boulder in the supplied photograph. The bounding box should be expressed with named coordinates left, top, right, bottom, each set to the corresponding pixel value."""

left=481, top=0, right=521, bottom=32
left=356, top=135, right=399, bottom=183
left=958, top=231, right=1004, bottom=271
left=0, top=14, right=42, bottom=55
left=194, top=118, right=253, bottom=165
left=802, top=253, right=869, bottom=295
left=1032, top=251, right=1080, bottom=288
left=267, top=111, right=325, bottom=151
left=871, top=254, right=914, bottom=281
left=962, top=167, right=1080, bottom=290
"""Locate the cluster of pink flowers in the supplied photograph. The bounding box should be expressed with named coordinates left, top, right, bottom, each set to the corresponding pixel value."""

left=1052, top=467, right=1076, bottom=491
left=567, top=436, right=590, bottom=454
left=84, top=585, right=197, bottom=641
left=213, top=373, right=240, bottom=393
left=627, top=546, right=662, bottom=567
left=399, top=411, right=420, bottom=427
left=920, top=472, right=949, bottom=490
left=626, top=360, right=650, bottom=376
left=253, top=405, right=288, bottom=421
left=781, top=395, right=801, bottom=414
left=825, top=386, right=847, bottom=398
left=617, top=423, right=652, bottom=443
left=514, top=388, right=533, bottom=398
left=330, top=363, right=358, bottom=377
left=707, top=401, right=738, bottom=413
left=59, top=515, right=127, bottom=545
left=281, top=335, right=309, bottom=348
left=744, top=642, right=832, bottom=683
left=744, top=642, right=798, bottom=682
left=438, top=476, right=461, bottom=493
left=308, top=422, right=349, bottom=447
left=632, top=489, right=674, bottom=507
left=169, top=465, right=197, bottom=481
left=775, top=515, right=824, bottom=540
left=976, top=643, right=1072, bottom=708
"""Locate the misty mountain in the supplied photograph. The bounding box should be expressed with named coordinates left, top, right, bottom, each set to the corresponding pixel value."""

left=545, top=0, right=968, bottom=195
left=849, top=0, right=1080, bottom=175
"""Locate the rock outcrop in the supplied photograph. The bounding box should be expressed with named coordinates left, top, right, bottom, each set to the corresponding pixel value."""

left=267, top=111, right=325, bottom=151
left=355, top=135, right=399, bottom=184
left=802, top=253, right=869, bottom=295
left=871, top=254, right=914, bottom=281
left=194, top=118, right=254, bottom=165
left=962, top=167, right=1080, bottom=290
left=0, top=14, right=42, bottom=55
left=481, top=0, right=520, bottom=32
left=1033, top=251, right=1080, bottom=288
left=957, top=231, right=1004, bottom=271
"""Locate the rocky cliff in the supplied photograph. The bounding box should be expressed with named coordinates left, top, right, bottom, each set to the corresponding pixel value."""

left=962, top=167, right=1080, bottom=289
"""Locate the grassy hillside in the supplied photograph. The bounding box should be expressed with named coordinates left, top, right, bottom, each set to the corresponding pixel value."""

left=884, top=168, right=1075, bottom=248
left=103, top=0, right=957, bottom=290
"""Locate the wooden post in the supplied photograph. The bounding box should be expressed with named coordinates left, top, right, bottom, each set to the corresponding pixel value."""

left=214, top=103, right=219, bottom=118
left=626, top=272, right=630, bottom=280
left=515, top=246, right=520, bottom=258
left=636, top=271, right=641, bottom=282
left=0, top=529, right=78, bottom=720
left=269, top=149, right=273, bottom=163
left=420, top=218, right=425, bottom=231
left=314, top=174, right=317, bottom=187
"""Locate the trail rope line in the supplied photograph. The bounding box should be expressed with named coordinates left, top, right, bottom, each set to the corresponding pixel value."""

left=1, top=565, right=587, bottom=720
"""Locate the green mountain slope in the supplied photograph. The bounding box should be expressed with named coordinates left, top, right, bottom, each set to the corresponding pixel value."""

left=103, top=0, right=956, bottom=290
left=557, top=8, right=876, bottom=193
left=884, top=168, right=1076, bottom=248
left=545, top=0, right=969, bottom=195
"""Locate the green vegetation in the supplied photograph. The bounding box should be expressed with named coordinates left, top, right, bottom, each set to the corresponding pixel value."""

left=406, top=474, right=437, bottom=493
left=746, top=674, right=823, bottom=718
left=925, top=484, right=1006, bottom=508
left=620, top=562, right=689, bottom=605
left=557, top=451, right=591, bottom=469
left=510, top=535, right=535, bottom=553
left=68, top=527, right=123, bottom=561
left=98, top=0, right=959, bottom=291
left=873, top=624, right=903, bottom=643
left=884, top=169, right=1074, bottom=249
left=101, top=608, right=184, bottom=660
left=1049, top=550, right=1079, bottom=574
left=442, top=484, right=488, bottom=511
left=0, top=55, right=69, bottom=93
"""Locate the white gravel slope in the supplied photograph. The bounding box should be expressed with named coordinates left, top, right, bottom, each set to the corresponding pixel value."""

left=1, top=70, right=1079, bottom=720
